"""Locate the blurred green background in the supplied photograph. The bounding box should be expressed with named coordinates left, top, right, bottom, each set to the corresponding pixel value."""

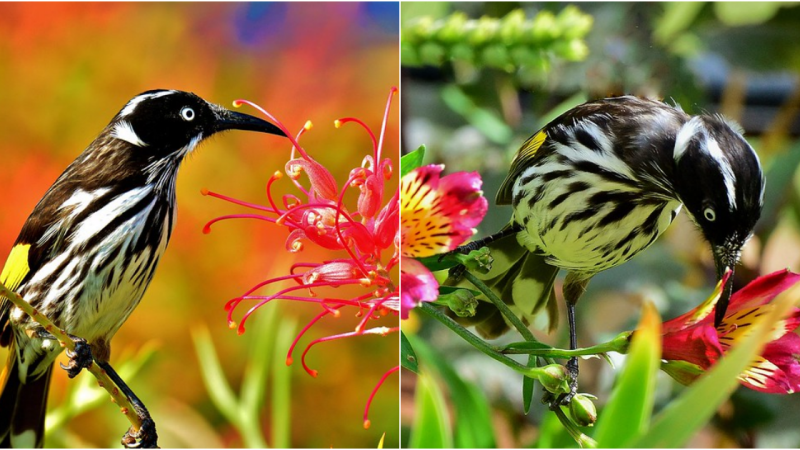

left=0, top=3, right=399, bottom=448
left=401, top=2, right=800, bottom=448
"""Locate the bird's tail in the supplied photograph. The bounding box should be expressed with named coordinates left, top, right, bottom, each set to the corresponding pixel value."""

left=444, top=225, right=560, bottom=339
left=0, top=343, right=52, bottom=448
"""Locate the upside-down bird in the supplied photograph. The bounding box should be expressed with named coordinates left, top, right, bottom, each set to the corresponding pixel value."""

left=449, top=96, right=764, bottom=397
left=0, top=90, right=285, bottom=447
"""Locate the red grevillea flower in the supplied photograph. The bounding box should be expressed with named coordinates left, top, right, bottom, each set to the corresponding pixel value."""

left=660, top=269, right=800, bottom=394
left=203, top=88, right=399, bottom=429
left=400, top=165, right=488, bottom=318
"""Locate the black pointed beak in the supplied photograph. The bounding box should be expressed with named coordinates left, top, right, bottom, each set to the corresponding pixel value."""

left=713, top=248, right=736, bottom=328
left=212, top=106, right=286, bottom=136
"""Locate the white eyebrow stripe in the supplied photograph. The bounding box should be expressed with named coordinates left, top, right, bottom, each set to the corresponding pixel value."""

left=704, top=137, right=737, bottom=210
left=111, top=121, right=147, bottom=147
left=673, top=116, right=701, bottom=162
left=119, top=90, right=176, bottom=117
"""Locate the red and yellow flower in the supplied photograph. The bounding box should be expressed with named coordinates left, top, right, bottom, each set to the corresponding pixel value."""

left=660, top=269, right=800, bottom=394
left=399, top=165, right=488, bottom=318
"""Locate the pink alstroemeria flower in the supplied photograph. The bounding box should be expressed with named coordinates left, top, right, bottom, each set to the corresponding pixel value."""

left=660, top=269, right=800, bottom=394
left=203, top=88, right=399, bottom=429
left=399, top=165, right=488, bottom=319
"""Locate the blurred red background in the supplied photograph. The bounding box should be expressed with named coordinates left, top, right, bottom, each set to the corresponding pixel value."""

left=0, top=3, right=399, bottom=448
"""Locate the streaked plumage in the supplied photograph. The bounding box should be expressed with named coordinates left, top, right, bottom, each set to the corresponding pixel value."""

left=449, top=96, right=764, bottom=348
left=0, top=89, right=284, bottom=447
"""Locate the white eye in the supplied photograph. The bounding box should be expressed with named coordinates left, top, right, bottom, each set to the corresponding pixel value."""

left=180, top=107, right=195, bottom=121
left=703, top=207, right=716, bottom=222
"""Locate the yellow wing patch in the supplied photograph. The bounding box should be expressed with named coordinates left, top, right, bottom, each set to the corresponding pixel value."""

left=0, top=244, right=30, bottom=291
left=516, top=130, right=547, bottom=162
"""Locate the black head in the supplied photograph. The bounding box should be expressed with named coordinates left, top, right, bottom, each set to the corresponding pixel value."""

left=110, top=89, right=285, bottom=153
left=673, top=115, right=765, bottom=325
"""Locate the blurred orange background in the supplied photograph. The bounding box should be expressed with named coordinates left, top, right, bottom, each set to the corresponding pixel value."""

left=0, top=2, right=399, bottom=448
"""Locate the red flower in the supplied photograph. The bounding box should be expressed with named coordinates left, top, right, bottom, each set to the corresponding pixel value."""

left=399, top=165, right=488, bottom=318
left=203, top=88, right=399, bottom=428
left=661, top=269, right=800, bottom=394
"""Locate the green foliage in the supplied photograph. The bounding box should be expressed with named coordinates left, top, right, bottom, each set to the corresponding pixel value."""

left=406, top=334, right=496, bottom=448
left=402, top=7, right=592, bottom=85
left=401, top=145, right=426, bottom=177
left=400, top=331, right=419, bottom=374
left=409, top=371, right=453, bottom=448
left=191, top=304, right=295, bottom=448
left=593, top=303, right=661, bottom=446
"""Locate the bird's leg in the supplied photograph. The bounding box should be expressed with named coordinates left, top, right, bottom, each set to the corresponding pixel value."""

left=34, top=329, right=93, bottom=378
left=95, top=360, right=158, bottom=449
left=560, top=273, right=589, bottom=405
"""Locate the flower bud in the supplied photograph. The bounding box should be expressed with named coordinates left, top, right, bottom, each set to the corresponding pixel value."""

left=537, top=364, right=571, bottom=395
left=439, top=289, right=478, bottom=318
left=569, top=393, right=598, bottom=427
left=454, top=247, right=493, bottom=274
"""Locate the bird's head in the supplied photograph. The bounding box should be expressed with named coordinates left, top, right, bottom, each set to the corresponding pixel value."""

left=110, top=89, right=285, bottom=154
left=87, top=89, right=285, bottom=188
left=672, top=114, right=765, bottom=326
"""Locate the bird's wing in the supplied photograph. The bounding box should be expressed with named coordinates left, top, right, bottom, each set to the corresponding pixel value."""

left=445, top=225, right=560, bottom=338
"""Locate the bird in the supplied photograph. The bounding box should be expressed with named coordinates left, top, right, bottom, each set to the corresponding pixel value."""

left=446, top=95, right=764, bottom=397
left=0, top=89, right=285, bottom=448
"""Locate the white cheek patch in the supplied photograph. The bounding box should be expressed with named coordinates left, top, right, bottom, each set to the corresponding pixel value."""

left=111, top=121, right=147, bottom=147
left=119, top=90, right=176, bottom=117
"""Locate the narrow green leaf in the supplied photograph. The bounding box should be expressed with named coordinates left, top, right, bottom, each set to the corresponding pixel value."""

left=191, top=326, right=240, bottom=421
left=409, top=371, right=453, bottom=448
left=241, top=304, right=279, bottom=416
left=271, top=318, right=296, bottom=448
left=522, top=355, right=536, bottom=414
left=437, top=285, right=481, bottom=297
left=401, top=331, right=420, bottom=374
left=441, top=85, right=512, bottom=144
left=401, top=145, right=426, bottom=177
left=408, top=334, right=495, bottom=448
left=503, top=341, right=556, bottom=352
left=594, top=302, right=661, bottom=446
left=626, top=283, right=800, bottom=448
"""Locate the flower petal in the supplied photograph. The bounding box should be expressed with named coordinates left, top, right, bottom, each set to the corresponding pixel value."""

left=400, top=257, right=439, bottom=319
left=728, top=269, right=800, bottom=312
left=739, top=333, right=800, bottom=394
left=661, top=323, right=724, bottom=368
left=400, top=165, right=488, bottom=258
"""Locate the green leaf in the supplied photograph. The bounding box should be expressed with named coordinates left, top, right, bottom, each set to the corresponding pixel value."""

left=441, top=85, right=513, bottom=145
left=191, top=326, right=240, bottom=421
left=408, top=334, right=496, bottom=448
left=502, top=341, right=557, bottom=352
left=409, top=371, right=453, bottom=448
left=625, top=283, right=800, bottom=447
left=714, top=2, right=788, bottom=26
left=594, top=302, right=661, bottom=446
left=437, top=285, right=481, bottom=297
left=401, top=145, right=426, bottom=177
left=401, top=331, right=420, bottom=374
left=522, top=355, right=536, bottom=414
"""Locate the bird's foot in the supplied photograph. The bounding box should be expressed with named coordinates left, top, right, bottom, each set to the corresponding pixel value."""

left=59, top=335, right=93, bottom=378
left=121, top=416, right=158, bottom=449
left=559, top=356, right=580, bottom=405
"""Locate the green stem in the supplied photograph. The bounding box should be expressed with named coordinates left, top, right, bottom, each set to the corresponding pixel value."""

left=418, top=303, right=534, bottom=376
left=503, top=333, right=631, bottom=358
left=462, top=271, right=535, bottom=341
left=551, top=405, right=598, bottom=448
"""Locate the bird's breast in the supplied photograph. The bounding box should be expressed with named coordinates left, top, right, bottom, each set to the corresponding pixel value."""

left=511, top=152, right=682, bottom=274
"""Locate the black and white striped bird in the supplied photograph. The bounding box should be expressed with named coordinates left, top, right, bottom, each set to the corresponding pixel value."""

left=449, top=96, right=764, bottom=396
left=0, top=89, right=285, bottom=447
